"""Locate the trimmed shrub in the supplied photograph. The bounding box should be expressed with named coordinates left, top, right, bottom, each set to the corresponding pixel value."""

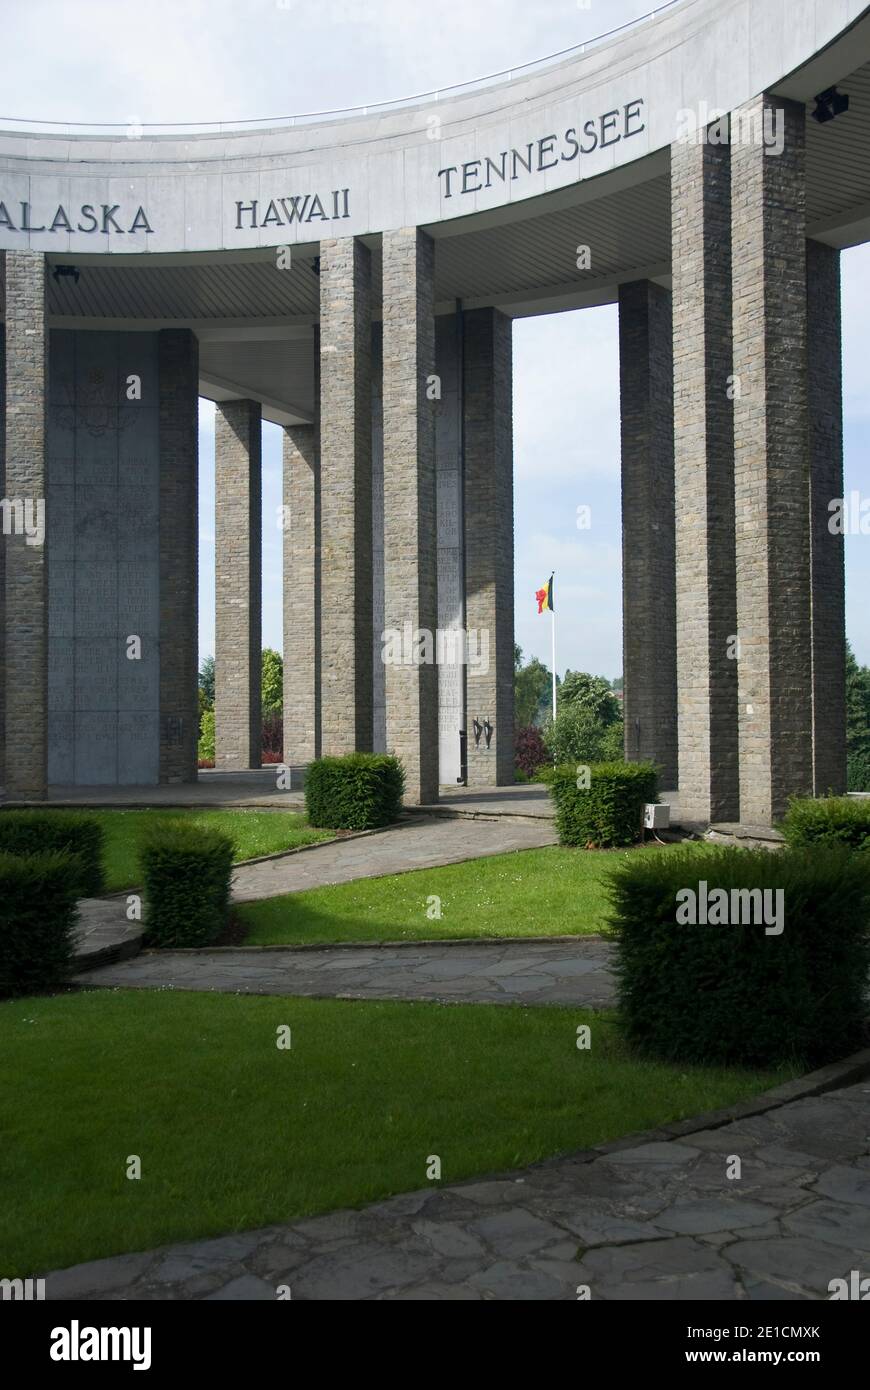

left=0, top=850, right=80, bottom=997
left=543, top=704, right=624, bottom=765
left=140, top=822, right=235, bottom=948
left=0, top=810, right=105, bottom=897
left=608, top=844, right=870, bottom=1068
left=305, top=753, right=405, bottom=830
left=515, top=725, right=547, bottom=780
left=550, top=761, right=658, bottom=848
left=780, top=795, right=870, bottom=852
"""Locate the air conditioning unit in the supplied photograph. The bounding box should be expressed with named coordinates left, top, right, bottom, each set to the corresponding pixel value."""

left=644, top=803, right=670, bottom=830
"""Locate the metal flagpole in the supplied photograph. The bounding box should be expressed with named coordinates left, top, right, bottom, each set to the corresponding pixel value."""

left=550, top=573, right=557, bottom=719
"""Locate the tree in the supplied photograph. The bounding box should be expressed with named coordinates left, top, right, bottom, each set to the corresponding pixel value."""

left=559, top=670, right=621, bottom=726
left=198, top=654, right=215, bottom=708
left=261, top=648, right=284, bottom=715
left=543, top=704, right=624, bottom=765
left=514, top=646, right=554, bottom=728
left=846, top=640, right=870, bottom=791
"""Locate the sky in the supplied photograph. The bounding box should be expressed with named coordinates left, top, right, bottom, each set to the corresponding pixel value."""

left=2, top=0, right=868, bottom=679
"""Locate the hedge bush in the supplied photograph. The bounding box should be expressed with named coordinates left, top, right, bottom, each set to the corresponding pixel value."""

left=543, top=704, right=624, bottom=766
left=140, top=822, right=235, bottom=948
left=305, top=753, right=405, bottom=830
left=550, top=761, right=658, bottom=847
left=0, top=810, right=105, bottom=897
left=0, top=850, right=80, bottom=997
left=780, top=795, right=870, bottom=852
left=608, top=844, right=870, bottom=1068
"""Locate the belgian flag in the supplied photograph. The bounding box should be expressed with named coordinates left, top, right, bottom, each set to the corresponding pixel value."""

left=535, top=573, right=554, bottom=615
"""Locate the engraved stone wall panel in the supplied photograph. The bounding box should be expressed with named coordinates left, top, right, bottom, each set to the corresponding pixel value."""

left=47, top=327, right=163, bottom=785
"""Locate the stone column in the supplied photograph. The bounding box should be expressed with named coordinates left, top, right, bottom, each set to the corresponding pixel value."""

left=214, top=399, right=262, bottom=770
left=807, top=239, right=846, bottom=796
left=283, top=387, right=320, bottom=766
left=0, top=303, right=5, bottom=790
left=319, top=237, right=372, bottom=753
left=463, top=307, right=514, bottom=786
left=732, top=95, right=813, bottom=823
left=670, top=135, right=739, bottom=823
left=434, top=312, right=465, bottom=784
left=618, top=279, right=677, bottom=789
left=382, top=227, right=438, bottom=805
left=158, top=329, right=199, bottom=783
left=3, top=251, right=48, bottom=800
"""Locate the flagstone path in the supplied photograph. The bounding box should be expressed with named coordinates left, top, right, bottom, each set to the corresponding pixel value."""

left=73, top=814, right=559, bottom=966
left=42, top=1073, right=870, bottom=1301
left=77, top=938, right=616, bottom=1007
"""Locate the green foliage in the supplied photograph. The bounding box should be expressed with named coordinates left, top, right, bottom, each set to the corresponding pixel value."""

left=0, top=851, right=79, bottom=998
left=608, top=845, right=870, bottom=1067
left=550, top=761, right=658, bottom=847
left=514, top=646, right=553, bottom=728
left=543, top=703, right=624, bottom=765
left=780, top=795, right=870, bottom=851
left=0, top=810, right=105, bottom=897
left=846, top=640, right=870, bottom=791
left=140, top=822, right=235, bottom=948
left=198, top=708, right=215, bottom=763
left=558, top=671, right=622, bottom=725
left=848, top=752, right=870, bottom=795
left=198, top=654, right=215, bottom=709
left=261, top=648, right=283, bottom=715
left=305, top=754, right=405, bottom=830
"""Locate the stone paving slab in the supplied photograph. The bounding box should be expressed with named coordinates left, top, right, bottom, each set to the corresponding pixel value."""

left=72, top=814, right=559, bottom=965
left=229, top=815, right=558, bottom=902
left=41, top=1078, right=870, bottom=1301
left=78, top=938, right=616, bottom=1007
left=73, top=898, right=143, bottom=969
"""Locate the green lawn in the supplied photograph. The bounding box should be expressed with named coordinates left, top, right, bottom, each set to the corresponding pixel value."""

left=238, top=841, right=706, bottom=945
left=76, top=809, right=332, bottom=892
left=0, top=988, right=793, bottom=1276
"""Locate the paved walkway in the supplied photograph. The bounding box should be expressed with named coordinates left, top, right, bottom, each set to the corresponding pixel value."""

left=73, top=815, right=558, bottom=965
left=42, top=1076, right=870, bottom=1300
left=230, top=815, right=558, bottom=902
left=78, top=939, right=616, bottom=1007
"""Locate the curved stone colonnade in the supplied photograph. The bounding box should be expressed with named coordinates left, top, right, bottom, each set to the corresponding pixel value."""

left=1, top=0, right=869, bottom=822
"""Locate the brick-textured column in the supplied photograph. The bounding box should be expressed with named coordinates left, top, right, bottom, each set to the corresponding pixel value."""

left=732, top=95, right=812, bottom=823
left=319, top=237, right=373, bottom=753
left=671, top=136, right=739, bottom=822
left=807, top=239, right=846, bottom=796
left=3, top=251, right=48, bottom=800
left=463, top=308, right=514, bottom=786
left=618, top=279, right=677, bottom=788
left=158, top=329, right=199, bottom=783
left=283, top=395, right=319, bottom=764
left=382, top=228, right=438, bottom=804
left=215, top=399, right=262, bottom=770
left=0, top=299, right=5, bottom=790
